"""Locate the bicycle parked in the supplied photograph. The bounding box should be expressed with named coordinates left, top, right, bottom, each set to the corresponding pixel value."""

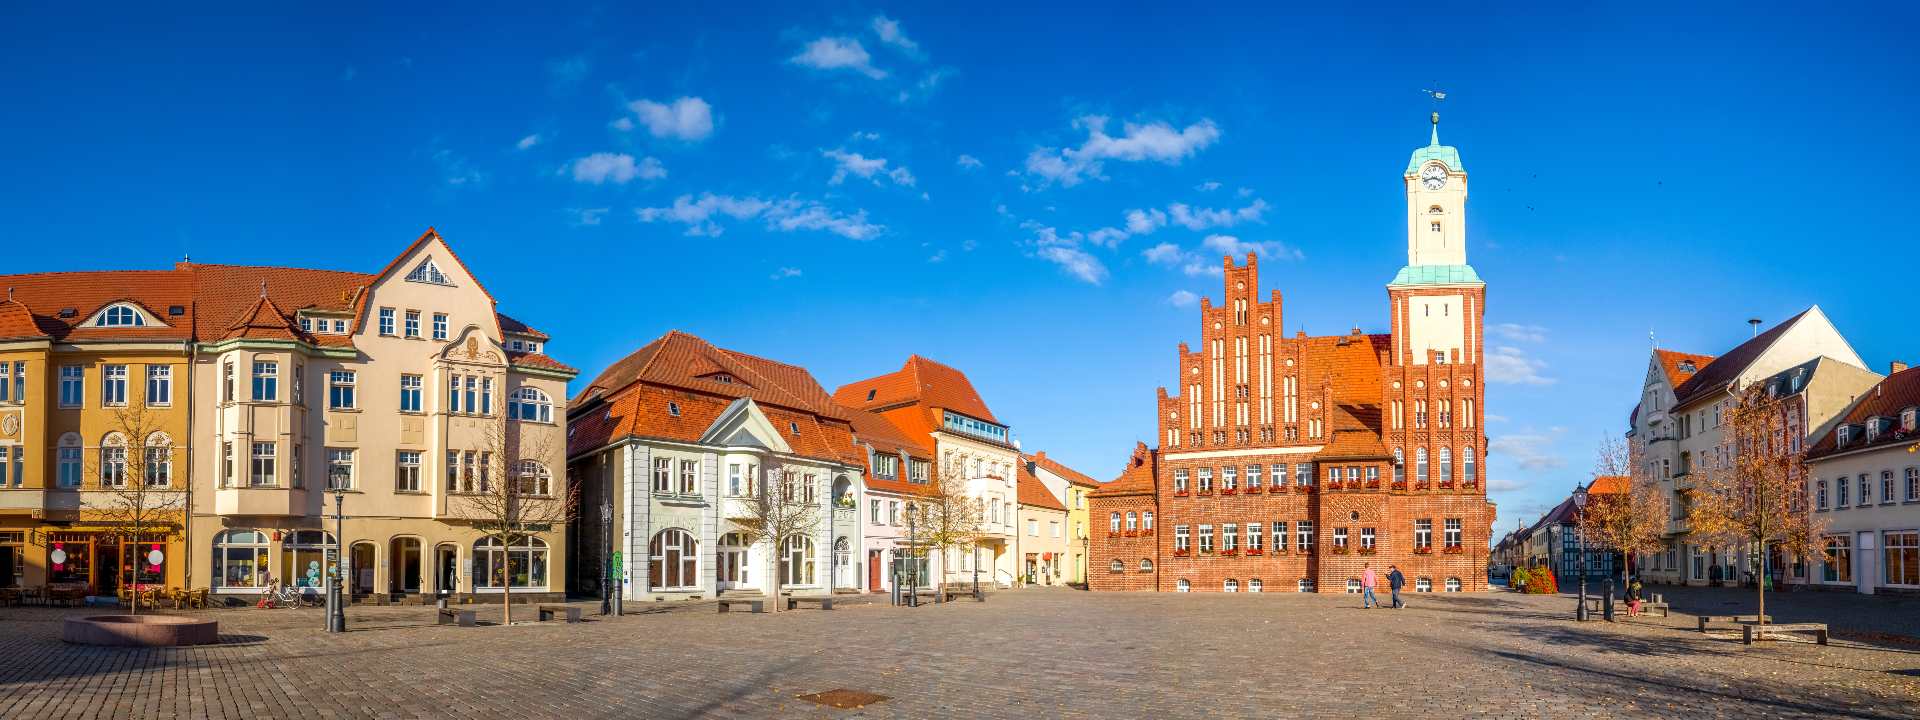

left=256, top=577, right=310, bottom=609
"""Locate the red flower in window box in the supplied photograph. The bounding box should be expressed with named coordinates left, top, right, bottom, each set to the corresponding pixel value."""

left=1412, top=546, right=1433, bottom=555
left=1245, top=548, right=1264, bottom=556
left=1221, top=549, right=1239, bottom=557
left=1172, top=548, right=1192, bottom=557
left=1356, top=548, right=1377, bottom=556
left=1141, top=528, right=1155, bottom=537
left=1300, top=484, right=1316, bottom=493
left=1107, top=530, right=1118, bottom=537
left=1391, top=481, right=1408, bottom=491
left=1325, top=479, right=1341, bottom=490
left=1329, top=546, right=1349, bottom=555
left=1123, top=529, right=1139, bottom=538
left=1173, top=490, right=1191, bottom=497
left=1221, top=487, right=1238, bottom=496
left=1443, top=545, right=1465, bottom=555
left=1198, top=489, right=1214, bottom=496
left=1463, top=481, right=1479, bottom=489
left=1439, top=480, right=1456, bottom=489
left=1271, top=484, right=1289, bottom=493
left=1366, top=479, right=1381, bottom=489
left=1270, top=548, right=1289, bottom=556
left=1414, top=482, right=1431, bottom=491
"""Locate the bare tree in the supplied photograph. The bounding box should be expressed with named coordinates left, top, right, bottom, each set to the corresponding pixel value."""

left=1686, top=382, right=1824, bottom=635
left=1581, top=435, right=1668, bottom=581
left=456, top=418, right=577, bottom=625
left=731, top=462, right=825, bottom=613
left=86, top=402, right=187, bottom=615
left=916, top=463, right=984, bottom=599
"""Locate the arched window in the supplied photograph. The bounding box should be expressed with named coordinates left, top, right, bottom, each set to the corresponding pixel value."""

left=649, top=529, right=698, bottom=590
left=1428, top=205, right=1443, bottom=215
left=782, top=535, right=816, bottom=586
left=1176, top=578, right=1191, bottom=592
left=1415, top=576, right=1432, bottom=593
left=508, top=387, right=553, bottom=423
left=1298, top=578, right=1315, bottom=593
left=56, top=432, right=82, bottom=488
left=100, top=432, right=128, bottom=487
left=1224, top=578, right=1239, bottom=593
left=1140, top=558, right=1154, bottom=572
left=212, top=529, right=270, bottom=589
left=1416, top=447, right=1430, bottom=483
left=144, top=431, right=173, bottom=487
left=283, top=530, right=337, bottom=590
left=1109, top=512, right=1121, bottom=533
left=1345, top=578, right=1362, bottom=594
left=1439, top=448, right=1452, bottom=482
left=1110, top=559, right=1125, bottom=573
left=1248, top=578, right=1263, bottom=593
left=475, top=535, right=548, bottom=589
left=101, top=304, right=145, bottom=327
left=1463, top=447, right=1477, bottom=483
left=513, top=460, right=552, bottom=496
left=1445, top=577, right=1462, bottom=592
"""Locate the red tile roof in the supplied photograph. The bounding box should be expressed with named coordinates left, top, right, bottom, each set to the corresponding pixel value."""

left=1586, top=475, right=1629, bottom=495
left=1807, top=365, right=1920, bottom=459
left=1091, top=442, right=1155, bottom=497
left=508, top=352, right=578, bottom=374
left=846, top=407, right=933, bottom=459
left=1671, top=309, right=1812, bottom=407
left=833, top=354, right=1002, bottom=423
left=0, top=301, right=48, bottom=341
left=497, top=312, right=548, bottom=340
left=221, top=296, right=300, bottom=341
left=1654, top=349, right=1715, bottom=391
left=1028, top=451, right=1101, bottom=488
left=567, top=330, right=863, bottom=467
left=1017, top=462, right=1067, bottom=511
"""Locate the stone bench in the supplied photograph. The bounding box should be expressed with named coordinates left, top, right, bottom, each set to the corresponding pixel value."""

left=784, top=596, right=834, bottom=611
left=1743, top=622, right=1828, bottom=645
left=717, top=598, right=765, bottom=614
left=437, top=608, right=477, bottom=627
left=941, top=586, right=986, bottom=602
left=536, top=604, right=582, bottom=623
left=1639, top=601, right=1670, bottom=618
left=1697, top=614, right=1771, bottom=632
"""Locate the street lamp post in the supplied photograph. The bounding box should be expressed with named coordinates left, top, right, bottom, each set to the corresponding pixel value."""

left=906, top=504, right=918, bottom=607
left=600, top=501, right=612, bottom=616
left=1572, top=484, right=1589, bottom=622
left=327, top=489, right=347, bottom=633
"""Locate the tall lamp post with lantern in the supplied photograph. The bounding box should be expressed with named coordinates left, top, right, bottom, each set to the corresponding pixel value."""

left=1572, top=483, right=1590, bottom=622
left=326, top=488, right=347, bottom=633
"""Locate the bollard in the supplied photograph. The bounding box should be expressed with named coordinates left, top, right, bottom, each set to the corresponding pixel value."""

left=1602, top=579, right=1615, bottom=622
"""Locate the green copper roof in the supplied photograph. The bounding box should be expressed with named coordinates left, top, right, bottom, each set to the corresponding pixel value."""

left=1406, top=123, right=1463, bottom=174
left=1388, top=264, right=1484, bottom=287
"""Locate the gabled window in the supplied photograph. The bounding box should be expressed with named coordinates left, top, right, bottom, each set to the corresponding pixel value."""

left=405, top=258, right=451, bottom=285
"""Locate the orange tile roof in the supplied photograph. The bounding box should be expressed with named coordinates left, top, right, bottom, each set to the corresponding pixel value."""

left=1808, top=364, right=1920, bottom=459
left=833, top=355, right=1002, bottom=423
left=221, top=296, right=300, bottom=342
left=508, top=351, right=578, bottom=374
left=1586, top=475, right=1629, bottom=495
left=0, top=269, right=197, bottom=342
left=567, top=330, right=864, bottom=467
left=1028, top=451, right=1101, bottom=488
left=0, top=301, right=48, bottom=341
left=1091, top=442, right=1155, bottom=497
left=1017, top=462, right=1067, bottom=511
left=846, top=407, right=933, bottom=459
left=497, top=312, right=548, bottom=340
left=1654, top=349, right=1715, bottom=391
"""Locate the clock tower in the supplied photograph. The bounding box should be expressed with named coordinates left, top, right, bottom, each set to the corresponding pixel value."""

left=1388, top=112, right=1484, bottom=369
left=1405, top=112, right=1468, bottom=266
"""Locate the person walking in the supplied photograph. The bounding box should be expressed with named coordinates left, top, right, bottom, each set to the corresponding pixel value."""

left=1361, top=564, right=1378, bottom=609
left=1387, top=565, right=1406, bottom=609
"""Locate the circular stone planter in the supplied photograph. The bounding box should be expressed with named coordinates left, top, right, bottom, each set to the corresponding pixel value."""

left=62, top=615, right=219, bottom=647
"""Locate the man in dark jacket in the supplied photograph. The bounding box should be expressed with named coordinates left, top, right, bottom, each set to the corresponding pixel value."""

left=1387, top=565, right=1406, bottom=609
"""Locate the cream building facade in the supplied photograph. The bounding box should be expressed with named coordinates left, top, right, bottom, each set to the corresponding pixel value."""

left=1800, top=363, right=1920, bottom=594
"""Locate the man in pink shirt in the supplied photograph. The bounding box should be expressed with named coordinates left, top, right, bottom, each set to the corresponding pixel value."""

left=1361, top=564, right=1379, bottom=609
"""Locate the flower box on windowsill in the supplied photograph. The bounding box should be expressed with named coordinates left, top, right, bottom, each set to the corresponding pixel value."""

left=1221, top=549, right=1239, bottom=557
left=1439, top=481, right=1456, bottom=490
left=1391, top=481, right=1408, bottom=491
left=1221, top=487, right=1238, bottom=496
left=1197, top=489, right=1214, bottom=497
left=1269, top=548, right=1289, bottom=556
left=1414, top=483, right=1431, bottom=491
left=1412, top=546, right=1433, bottom=555
left=1300, top=485, right=1316, bottom=493
left=1245, top=548, right=1264, bottom=556
left=1443, top=545, right=1464, bottom=555
left=1365, top=480, right=1381, bottom=489
left=1270, top=484, right=1288, bottom=493
left=1173, top=490, right=1190, bottom=497
left=1172, top=549, right=1192, bottom=557
left=1462, top=481, right=1479, bottom=490
left=1329, top=546, right=1349, bottom=555
left=1141, top=528, right=1155, bottom=536
left=1356, top=548, right=1377, bottom=556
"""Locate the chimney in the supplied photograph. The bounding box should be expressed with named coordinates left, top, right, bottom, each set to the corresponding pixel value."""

left=1894, top=360, right=1910, bottom=374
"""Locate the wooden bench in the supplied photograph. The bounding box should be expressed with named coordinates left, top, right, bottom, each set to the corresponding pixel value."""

left=1638, top=601, right=1670, bottom=618
left=1697, top=614, right=1771, bottom=632
left=536, top=604, right=582, bottom=623
left=1742, top=622, right=1828, bottom=645
left=941, top=586, right=986, bottom=602
left=784, top=596, right=835, bottom=611
left=437, top=608, right=477, bottom=627
left=716, top=598, right=765, bottom=614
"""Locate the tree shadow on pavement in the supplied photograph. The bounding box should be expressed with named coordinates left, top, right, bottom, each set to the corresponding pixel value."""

left=1478, top=646, right=1920, bottom=720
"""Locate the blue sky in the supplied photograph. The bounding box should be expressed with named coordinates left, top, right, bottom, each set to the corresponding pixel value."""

left=4, top=3, right=1916, bottom=528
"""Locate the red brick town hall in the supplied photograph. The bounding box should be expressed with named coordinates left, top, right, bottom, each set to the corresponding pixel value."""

left=1090, top=116, right=1497, bottom=593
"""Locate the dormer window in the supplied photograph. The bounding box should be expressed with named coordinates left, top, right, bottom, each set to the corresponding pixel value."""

left=712, top=373, right=733, bottom=385
left=789, top=421, right=799, bottom=434
left=101, top=304, right=144, bottom=326
left=667, top=402, right=681, bottom=417
left=866, top=389, right=877, bottom=401
left=1866, top=419, right=1883, bottom=442
left=1678, top=360, right=1696, bottom=373
left=404, top=258, right=452, bottom=286
left=1837, top=425, right=1852, bottom=446
left=1903, top=408, right=1917, bottom=432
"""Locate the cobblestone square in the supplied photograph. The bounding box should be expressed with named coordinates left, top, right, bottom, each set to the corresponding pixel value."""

left=4, top=588, right=1919, bottom=719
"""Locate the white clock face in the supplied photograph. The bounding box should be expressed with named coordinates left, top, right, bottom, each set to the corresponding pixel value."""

left=1421, top=164, right=1447, bottom=190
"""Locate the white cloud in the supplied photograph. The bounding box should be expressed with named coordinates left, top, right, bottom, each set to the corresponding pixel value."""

left=927, top=249, right=948, bottom=263
left=1168, top=290, right=1199, bottom=308
left=871, top=15, right=919, bottom=54
left=636, top=193, right=882, bottom=240
left=1126, top=208, right=1167, bottom=235
left=1143, top=242, right=1184, bottom=265
left=1169, top=200, right=1269, bottom=231
left=956, top=154, right=983, bottom=170
left=1490, top=429, right=1568, bottom=471
left=790, top=37, right=887, bottom=79
left=1200, top=233, right=1302, bottom=261
left=1236, top=187, right=1254, bottom=198
left=898, top=67, right=953, bottom=103
left=565, top=207, right=610, bottom=227
left=624, top=97, right=714, bottom=141
left=431, top=149, right=484, bottom=187
left=1142, top=241, right=1226, bottom=277
left=568, top=153, right=663, bottom=184
left=609, top=117, right=634, bottom=131
left=1194, top=181, right=1221, bottom=192
left=821, top=148, right=914, bottom=187
left=1025, top=115, right=1222, bottom=187
left=1036, top=245, right=1108, bottom=285
left=1486, top=346, right=1556, bottom=386
left=1493, top=323, right=1548, bottom=343
left=515, top=134, right=542, bottom=151
left=1086, top=227, right=1128, bottom=248
left=770, top=267, right=803, bottom=280
left=1487, top=478, right=1526, bottom=492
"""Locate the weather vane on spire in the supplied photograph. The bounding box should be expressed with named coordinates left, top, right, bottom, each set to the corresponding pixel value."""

left=1420, top=86, right=1447, bottom=141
